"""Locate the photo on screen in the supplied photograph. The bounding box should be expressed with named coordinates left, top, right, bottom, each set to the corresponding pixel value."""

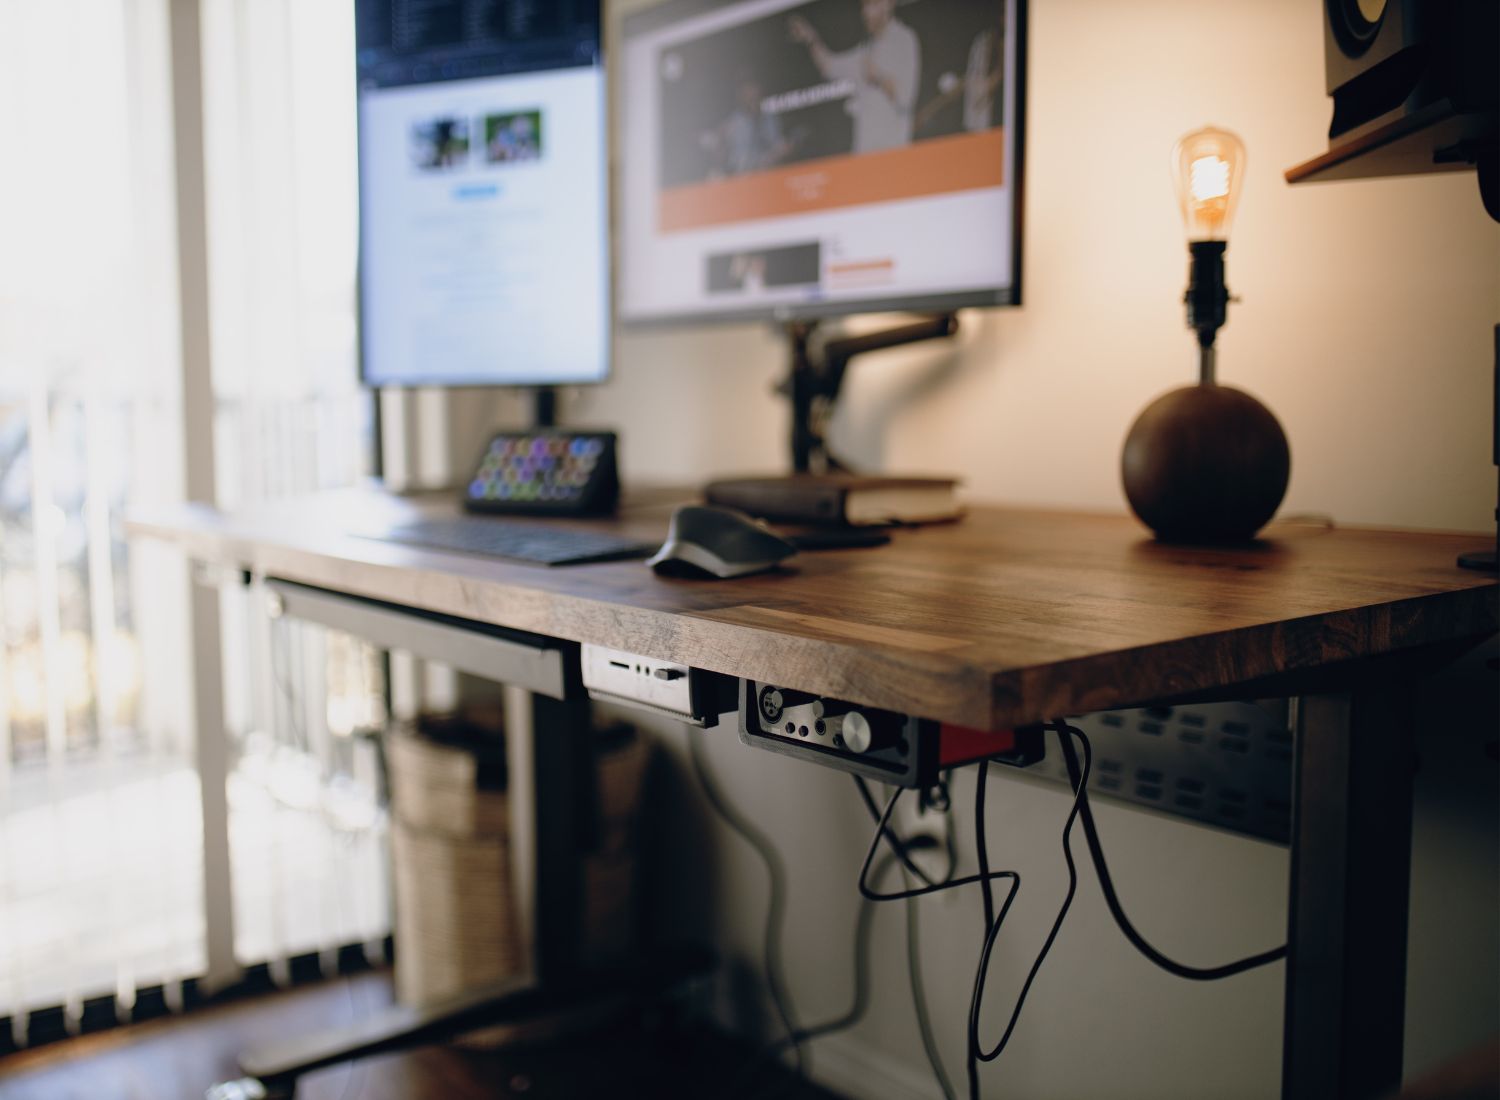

left=484, top=109, right=545, bottom=164
left=657, top=0, right=1006, bottom=189
left=706, top=241, right=822, bottom=294
left=409, top=116, right=471, bottom=170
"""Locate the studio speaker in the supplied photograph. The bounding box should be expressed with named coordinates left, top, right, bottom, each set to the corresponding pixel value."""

left=1322, top=0, right=1497, bottom=141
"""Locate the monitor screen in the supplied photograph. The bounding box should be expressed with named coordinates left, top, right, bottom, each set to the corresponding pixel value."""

left=618, top=0, right=1024, bottom=326
left=356, top=0, right=610, bottom=387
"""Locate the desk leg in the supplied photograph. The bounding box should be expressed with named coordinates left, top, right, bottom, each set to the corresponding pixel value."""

left=529, top=693, right=593, bottom=983
left=1282, top=685, right=1416, bottom=1100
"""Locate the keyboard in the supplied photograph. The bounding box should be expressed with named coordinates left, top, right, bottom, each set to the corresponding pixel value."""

left=358, top=517, right=658, bottom=566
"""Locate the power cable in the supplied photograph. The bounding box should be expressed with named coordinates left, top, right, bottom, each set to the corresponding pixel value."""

left=687, top=732, right=803, bottom=1075
left=904, top=863, right=957, bottom=1100
left=850, top=775, right=960, bottom=1100
left=730, top=849, right=904, bottom=1099
left=849, top=775, right=960, bottom=1100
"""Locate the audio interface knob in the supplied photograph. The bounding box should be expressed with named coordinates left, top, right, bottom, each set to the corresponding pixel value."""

left=841, top=710, right=894, bottom=754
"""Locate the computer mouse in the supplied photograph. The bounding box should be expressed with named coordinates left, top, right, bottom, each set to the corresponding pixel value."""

left=647, top=505, right=798, bottom=579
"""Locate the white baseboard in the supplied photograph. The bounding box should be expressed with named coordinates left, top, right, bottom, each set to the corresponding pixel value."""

left=804, top=1032, right=948, bottom=1100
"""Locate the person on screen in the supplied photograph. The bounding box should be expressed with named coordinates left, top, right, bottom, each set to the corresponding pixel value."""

left=914, top=26, right=1003, bottom=136
left=722, top=73, right=791, bottom=176
left=729, top=252, right=767, bottom=292
left=788, top=0, right=920, bottom=154
left=963, top=28, right=1003, bottom=132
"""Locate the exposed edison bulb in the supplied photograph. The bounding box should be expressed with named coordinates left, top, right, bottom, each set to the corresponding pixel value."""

left=1172, top=126, right=1246, bottom=241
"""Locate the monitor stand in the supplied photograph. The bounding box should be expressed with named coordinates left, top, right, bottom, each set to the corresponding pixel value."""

left=783, top=313, right=959, bottom=474
left=532, top=385, right=559, bottom=430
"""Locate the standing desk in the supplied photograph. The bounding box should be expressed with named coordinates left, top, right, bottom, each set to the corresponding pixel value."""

left=129, top=487, right=1498, bottom=1100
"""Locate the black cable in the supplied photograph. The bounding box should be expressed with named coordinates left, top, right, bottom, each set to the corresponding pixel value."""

left=853, top=775, right=941, bottom=888
left=1052, top=720, right=1288, bottom=980
left=687, top=731, right=803, bottom=1075
left=853, top=773, right=1024, bottom=1097
left=963, top=721, right=1285, bottom=1097
left=975, top=761, right=995, bottom=935
left=848, top=759, right=1080, bottom=1099
left=968, top=725, right=1092, bottom=1093
left=969, top=760, right=994, bottom=1100
left=856, top=784, right=1022, bottom=905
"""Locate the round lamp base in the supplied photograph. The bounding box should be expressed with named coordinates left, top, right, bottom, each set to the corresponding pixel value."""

left=1122, top=384, right=1290, bottom=544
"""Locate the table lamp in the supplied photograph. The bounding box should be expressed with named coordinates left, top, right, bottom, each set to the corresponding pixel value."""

left=1122, top=126, right=1290, bottom=543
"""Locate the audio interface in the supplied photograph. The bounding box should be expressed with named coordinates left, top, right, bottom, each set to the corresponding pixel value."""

left=738, top=680, right=941, bottom=786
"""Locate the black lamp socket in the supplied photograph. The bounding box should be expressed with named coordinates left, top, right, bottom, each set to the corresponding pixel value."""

left=1185, top=240, right=1229, bottom=349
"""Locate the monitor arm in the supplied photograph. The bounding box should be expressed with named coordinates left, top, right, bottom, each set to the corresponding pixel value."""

left=785, top=313, right=960, bottom=474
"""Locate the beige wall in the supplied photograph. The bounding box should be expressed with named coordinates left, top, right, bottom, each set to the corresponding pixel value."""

left=442, top=1, right=1497, bottom=1096
left=573, top=0, right=1498, bottom=535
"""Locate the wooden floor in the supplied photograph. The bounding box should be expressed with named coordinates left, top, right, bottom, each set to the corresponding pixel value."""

left=0, top=972, right=844, bottom=1100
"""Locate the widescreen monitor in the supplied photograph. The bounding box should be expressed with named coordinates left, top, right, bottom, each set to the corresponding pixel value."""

left=356, top=0, right=610, bottom=386
left=618, top=0, right=1025, bottom=325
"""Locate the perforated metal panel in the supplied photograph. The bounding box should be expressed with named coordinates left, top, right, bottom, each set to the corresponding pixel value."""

left=1028, top=702, right=1295, bottom=844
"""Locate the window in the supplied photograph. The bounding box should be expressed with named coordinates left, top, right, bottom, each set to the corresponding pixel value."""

left=0, top=0, right=202, bottom=1034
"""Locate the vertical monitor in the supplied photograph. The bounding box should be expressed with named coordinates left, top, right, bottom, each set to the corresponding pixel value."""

left=618, top=0, right=1025, bottom=325
left=357, top=1, right=609, bottom=386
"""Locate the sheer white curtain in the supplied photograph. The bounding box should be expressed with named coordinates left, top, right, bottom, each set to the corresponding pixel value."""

left=198, top=0, right=391, bottom=975
left=201, top=0, right=370, bottom=504
left=0, top=0, right=202, bottom=1040
left=0, top=0, right=390, bottom=1044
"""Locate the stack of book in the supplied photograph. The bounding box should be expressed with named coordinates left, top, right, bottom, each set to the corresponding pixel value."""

left=706, top=473, right=963, bottom=526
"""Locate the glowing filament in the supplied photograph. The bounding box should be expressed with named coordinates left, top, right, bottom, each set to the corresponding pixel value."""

left=1190, top=156, right=1230, bottom=202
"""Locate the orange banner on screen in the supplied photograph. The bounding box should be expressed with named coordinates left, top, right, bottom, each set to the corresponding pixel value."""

left=659, top=129, right=1006, bottom=233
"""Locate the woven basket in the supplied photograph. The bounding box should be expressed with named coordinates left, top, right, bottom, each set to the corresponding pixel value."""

left=387, top=715, right=652, bottom=1007
left=388, top=717, right=520, bottom=1009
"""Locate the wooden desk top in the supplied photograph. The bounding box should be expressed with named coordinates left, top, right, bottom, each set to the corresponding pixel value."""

left=128, top=488, right=1497, bottom=730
